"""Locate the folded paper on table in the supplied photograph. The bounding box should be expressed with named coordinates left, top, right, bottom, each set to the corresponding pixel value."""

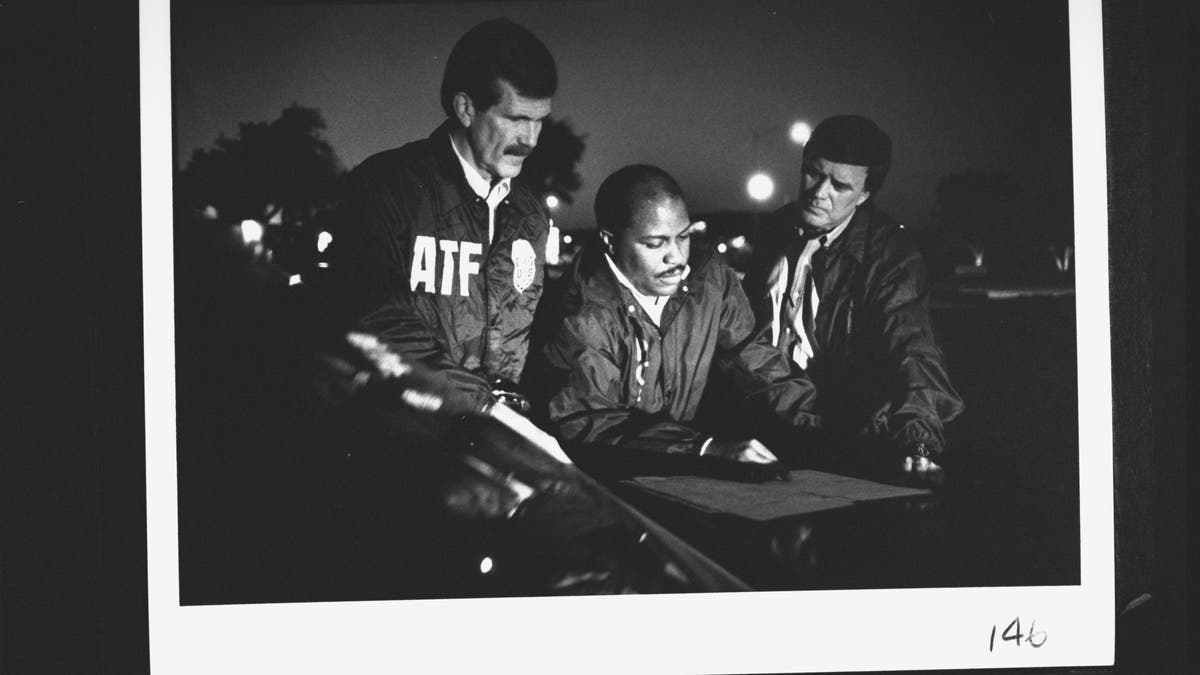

left=627, top=470, right=931, bottom=521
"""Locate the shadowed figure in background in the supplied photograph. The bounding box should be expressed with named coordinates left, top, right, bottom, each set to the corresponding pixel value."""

left=742, top=115, right=964, bottom=484
left=324, top=18, right=558, bottom=414
left=536, top=164, right=822, bottom=481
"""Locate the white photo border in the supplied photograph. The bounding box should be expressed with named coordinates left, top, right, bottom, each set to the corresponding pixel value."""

left=142, top=1, right=1114, bottom=672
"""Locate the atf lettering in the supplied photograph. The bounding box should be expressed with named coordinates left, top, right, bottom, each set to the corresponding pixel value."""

left=409, top=235, right=482, bottom=296
left=439, top=239, right=458, bottom=294
left=410, top=235, right=437, bottom=292
left=458, top=242, right=482, bottom=297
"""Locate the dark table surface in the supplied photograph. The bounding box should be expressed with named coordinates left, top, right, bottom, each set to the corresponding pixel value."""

left=614, top=295, right=1081, bottom=592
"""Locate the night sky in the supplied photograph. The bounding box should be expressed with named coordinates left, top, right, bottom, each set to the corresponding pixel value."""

left=173, top=0, right=1073, bottom=231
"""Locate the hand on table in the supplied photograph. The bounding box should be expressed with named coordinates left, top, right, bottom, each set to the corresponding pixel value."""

left=900, top=442, right=944, bottom=486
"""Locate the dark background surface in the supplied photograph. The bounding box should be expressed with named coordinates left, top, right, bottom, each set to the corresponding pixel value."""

left=2, top=1, right=1189, bottom=674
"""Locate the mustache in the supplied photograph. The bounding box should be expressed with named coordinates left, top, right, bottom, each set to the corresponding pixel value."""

left=505, top=145, right=534, bottom=157
left=658, top=265, right=686, bottom=278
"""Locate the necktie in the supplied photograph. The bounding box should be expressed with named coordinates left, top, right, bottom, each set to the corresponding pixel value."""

left=800, top=245, right=821, bottom=359
left=780, top=231, right=826, bottom=366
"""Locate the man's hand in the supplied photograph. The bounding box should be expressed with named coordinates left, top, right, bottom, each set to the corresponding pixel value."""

left=704, top=438, right=780, bottom=464
left=900, top=442, right=944, bottom=486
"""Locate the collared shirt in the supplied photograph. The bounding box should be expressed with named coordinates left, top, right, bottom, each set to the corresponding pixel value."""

left=450, top=135, right=511, bottom=243
left=603, top=251, right=711, bottom=453
left=770, top=209, right=855, bottom=369
left=604, top=253, right=691, bottom=327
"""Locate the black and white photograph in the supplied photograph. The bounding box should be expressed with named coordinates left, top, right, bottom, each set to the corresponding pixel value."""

left=136, top=0, right=1147, bottom=671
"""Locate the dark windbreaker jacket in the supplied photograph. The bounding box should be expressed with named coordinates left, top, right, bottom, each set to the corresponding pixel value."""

left=327, top=122, right=550, bottom=410
left=540, top=243, right=821, bottom=458
left=742, top=201, right=965, bottom=456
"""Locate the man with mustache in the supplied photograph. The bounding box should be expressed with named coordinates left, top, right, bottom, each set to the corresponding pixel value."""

left=742, top=115, right=964, bottom=483
left=326, top=19, right=556, bottom=412
left=539, top=165, right=821, bottom=478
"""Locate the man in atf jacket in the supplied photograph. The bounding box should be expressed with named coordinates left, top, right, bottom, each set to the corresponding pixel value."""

left=326, top=19, right=557, bottom=412
left=539, top=165, right=820, bottom=477
left=742, top=115, right=963, bottom=479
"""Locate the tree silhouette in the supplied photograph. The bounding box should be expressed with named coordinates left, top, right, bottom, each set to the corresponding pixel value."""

left=519, top=116, right=586, bottom=205
left=178, top=104, right=345, bottom=226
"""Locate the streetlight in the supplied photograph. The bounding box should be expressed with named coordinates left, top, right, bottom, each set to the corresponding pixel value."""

left=788, top=121, right=812, bottom=145
left=746, top=119, right=808, bottom=204
left=545, top=194, right=560, bottom=210
left=746, top=172, right=775, bottom=202
left=746, top=119, right=808, bottom=241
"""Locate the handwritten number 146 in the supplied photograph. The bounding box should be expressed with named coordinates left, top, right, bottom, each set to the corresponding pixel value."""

left=989, top=617, right=1047, bottom=651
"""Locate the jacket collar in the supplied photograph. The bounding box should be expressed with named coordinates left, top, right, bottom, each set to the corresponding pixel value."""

left=428, top=120, right=479, bottom=214
left=572, top=242, right=715, bottom=331
left=828, top=202, right=872, bottom=265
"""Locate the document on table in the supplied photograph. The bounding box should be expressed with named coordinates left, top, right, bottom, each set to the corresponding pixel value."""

left=627, top=470, right=931, bottom=521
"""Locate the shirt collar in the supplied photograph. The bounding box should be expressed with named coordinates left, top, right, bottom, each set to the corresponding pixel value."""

left=604, top=253, right=689, bottom=325
left=449, top=133, right=511, bottom=201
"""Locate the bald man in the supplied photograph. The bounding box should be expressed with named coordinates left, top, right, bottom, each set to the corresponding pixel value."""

left=539, top=164, right=821, bottom=479
left=743, top=115, right=964, bottom=483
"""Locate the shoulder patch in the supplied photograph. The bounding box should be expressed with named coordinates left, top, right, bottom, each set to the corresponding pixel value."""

left=512, top=239, right=537, bottom=292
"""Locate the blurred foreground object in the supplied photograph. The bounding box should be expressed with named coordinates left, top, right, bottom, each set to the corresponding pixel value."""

left=174, top=211, right=746, bottom=603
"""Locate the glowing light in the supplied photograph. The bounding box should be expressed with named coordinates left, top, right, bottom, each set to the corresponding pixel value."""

left=546, top=224, right=561, bottom=265
left=317, top=231, right=333, bottom=253
left=562, top=234, right=573, bottom=245
left=288, top=274, right=301, bottom=286
left=317, top=262, right=329, bottom=268
left=789, top=121, right=812, bottom=145
left=201, top=205, right=218, bottom=220
left=479, top=556, right=494, bottom=574
left=730, top=235, right=747, bottom=249
left=691, top=220, right=707, bottom=233
left=746, top=173, right=775, bottom=201
left=239, top=219, right=264, bottom=245
left=717, top=242, right=728, bottom=253
left=545, top=194, right=560, bottom=210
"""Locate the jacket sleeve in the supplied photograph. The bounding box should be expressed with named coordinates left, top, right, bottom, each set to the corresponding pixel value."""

left=543, top=309, right=708, bottom=456
left=329, top=161, right=493, bottom=411
left=711, top=262, right=822, bottom=436
left=868, top=247, right=965, bottom=454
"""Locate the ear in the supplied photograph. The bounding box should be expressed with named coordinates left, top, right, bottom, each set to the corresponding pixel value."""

left=452, top=92, right=475, bottom=129
left=855, top=191, right=871, bottom=208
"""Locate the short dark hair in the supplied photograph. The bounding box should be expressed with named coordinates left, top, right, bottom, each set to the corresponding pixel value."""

left=440, top=18, right=558, bottom=119
left=595, top=164, right=687, bottom=234
left=803, top=114, right=893, bottom=194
